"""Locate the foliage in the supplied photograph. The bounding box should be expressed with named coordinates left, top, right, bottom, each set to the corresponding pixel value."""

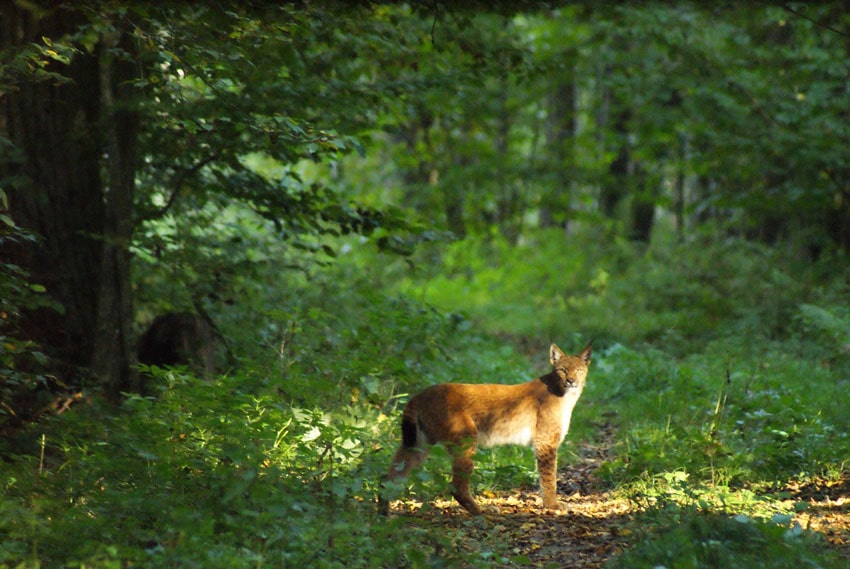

left=4, top=225, right=850, bottom=566
left=593, top=336, right=850, bottom=488
left=1, top=344, right=495, bottom=568
left=4, top=1, right=850, bottom=568
left=393, top=226, right=850, bottom=487
left=395, top=226, right=837, bottom=350
left=1, top=265, right=541, bottom=568
left=378, top=223, right=850, bottom=565
left=608, top=508, right=844, bottom=569
left=0, top=215, right=64, bottom=431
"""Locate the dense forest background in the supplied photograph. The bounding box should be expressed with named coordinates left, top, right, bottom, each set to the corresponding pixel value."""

left=2, top=2, right=849, bottom=567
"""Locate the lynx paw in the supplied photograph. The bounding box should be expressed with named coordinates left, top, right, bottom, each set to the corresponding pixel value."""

left=542, top=500, right=567, bottom=513
left=459, top=501, right=500, bottom=515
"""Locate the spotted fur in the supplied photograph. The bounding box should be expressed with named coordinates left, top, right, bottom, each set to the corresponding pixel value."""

left=379, top=342, right=592, bottom=515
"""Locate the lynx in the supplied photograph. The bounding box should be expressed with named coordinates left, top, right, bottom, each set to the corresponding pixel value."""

left=379, top=342, right=592, bottom=515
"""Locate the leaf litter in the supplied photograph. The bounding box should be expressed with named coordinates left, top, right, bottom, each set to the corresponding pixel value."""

left=386, top=422, right=850, bottom=567
left=387, top=422, right=632, bottom=568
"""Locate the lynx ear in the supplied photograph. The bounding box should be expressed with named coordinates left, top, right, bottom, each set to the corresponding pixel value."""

left=578, top=341, right=593, bottom=364
left=549, top=343, right=566, bottom=365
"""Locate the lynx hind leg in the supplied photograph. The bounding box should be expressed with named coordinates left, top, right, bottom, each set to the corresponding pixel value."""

left=378, top=444, right=430, bottom=515
left=449, top=441, right=485, bottom=515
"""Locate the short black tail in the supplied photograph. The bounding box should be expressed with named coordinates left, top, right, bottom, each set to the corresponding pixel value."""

left=401, top=414, right=417, bottom=448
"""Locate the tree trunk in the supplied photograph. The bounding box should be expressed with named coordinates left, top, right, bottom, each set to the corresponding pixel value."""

left=92, top=28, right=141, bottom=395
left=674, top=133, right=688, bottom=241
left=494, top=83, right=521, bottom=245
left=540, top=77, right=576, bottom=231
left=825, top=184, right=850, bottom=253
left=599, top=100, right=655, bottom=242
left=628, top=164, right=655, bottom=243
left=2, top=4, right=139, bottom=397
left=599, top=107, right=630, bottom=218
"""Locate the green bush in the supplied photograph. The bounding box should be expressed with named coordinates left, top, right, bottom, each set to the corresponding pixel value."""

left=0, top=364, right=516, bottom=568
left=593, top=336, right=850, bottom=489
left=1, top=262, right=538, bottom=568
left=608, top=508, right=844, bottom=569
left=5, top=223, right=849, bottom=568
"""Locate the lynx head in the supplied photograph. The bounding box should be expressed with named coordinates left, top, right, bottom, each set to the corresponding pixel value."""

left=546, top=341, right=592, bottom=397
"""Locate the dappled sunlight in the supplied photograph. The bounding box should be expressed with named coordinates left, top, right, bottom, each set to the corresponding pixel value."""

left=384, top=422, right=632, bottom=567
left=4, top=1, right=850, bottom=567
left=386, top=425, right=850, bottom=567
left=789, top=474, right=850, bottom=561
left=386, top=469, right=633, bottom=568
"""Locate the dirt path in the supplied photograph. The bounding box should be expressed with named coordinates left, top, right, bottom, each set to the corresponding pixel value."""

left=386, top=423, right=850, bottom=568
left=789, top=474, right=850, bottom=565
left=399, top=488, right=632, bottom=568
left=388, top=423, right=633, bottom=568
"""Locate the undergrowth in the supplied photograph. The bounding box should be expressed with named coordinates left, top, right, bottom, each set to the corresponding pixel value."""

left=2, top=227, right=849, bottom=567
left=0, top=270, right=535, bottom=568
left=397, top=229, right=850, bottom=490
left=393, top=227, right=850, bottom=564
left=608, top=507, right=844, bottom=569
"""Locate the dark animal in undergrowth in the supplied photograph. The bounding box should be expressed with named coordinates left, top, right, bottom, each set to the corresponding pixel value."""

left=137, top=312, right=216, bottom=379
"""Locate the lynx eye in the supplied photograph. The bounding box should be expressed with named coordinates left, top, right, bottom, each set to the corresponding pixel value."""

left=556, top=368, right=574, bottom=385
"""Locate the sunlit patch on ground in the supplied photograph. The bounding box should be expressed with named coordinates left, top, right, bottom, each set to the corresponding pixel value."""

left=386, top=426, right=633, bottom=568
left=386, top=429, right=850, bottom=568
left=388, top=488, right=632, bottom=568
left=790, top=474, right=850, bottom=564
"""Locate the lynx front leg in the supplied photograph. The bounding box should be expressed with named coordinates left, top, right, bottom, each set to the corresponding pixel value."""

left=535, top=443, right=563, bottom=511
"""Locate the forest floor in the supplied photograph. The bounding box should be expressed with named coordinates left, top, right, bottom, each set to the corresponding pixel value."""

left=386, top=423, right=850, bottom=568
left=788, top=474, right=850, bottom=563
left=387, top=423, right=632, bottom=568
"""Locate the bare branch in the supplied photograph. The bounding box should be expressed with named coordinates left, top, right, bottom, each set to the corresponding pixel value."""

left=783, top=4, right=850, bottom=39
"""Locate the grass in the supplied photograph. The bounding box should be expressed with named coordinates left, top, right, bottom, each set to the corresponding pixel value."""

left=392, top=227, right=850, bottom=564
left=608, top=507, right=844, bottom=569
left=2, top=226, right=849, bottom=567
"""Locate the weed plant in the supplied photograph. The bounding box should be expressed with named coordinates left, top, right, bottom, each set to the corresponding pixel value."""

left=392, top=226, right=850, bottom=564
left=0, top=267, right=534, bottom=568
left=3, top=226, right=849, bottom=567
left=608, top=507, right=844, bottom=569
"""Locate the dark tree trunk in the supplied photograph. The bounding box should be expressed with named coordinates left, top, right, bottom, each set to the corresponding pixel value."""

left=493, top=83, right=521, bottom=245
left=599, top=108, right=630, bottom=218
left=822, top=9, right=850, bottom=254
left=825, top=185, right=850, bottom=253
left=628, top=166, right=655, bottom=243
left=599, top=101, right=655, bottom=242
left=1, top=4, right=140, bottom=397
left=92, top=29, right=141, bottom=395
left=673, top=133, right=687, bottom=241
left=444, top=178, right=467, bottom=240
left=540, top=78, right=576, bottom=231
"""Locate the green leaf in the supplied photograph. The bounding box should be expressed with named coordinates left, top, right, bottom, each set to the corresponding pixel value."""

left=302, top=427, right=321, bottom=442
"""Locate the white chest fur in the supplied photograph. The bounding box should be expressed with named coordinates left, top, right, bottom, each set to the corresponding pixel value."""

left=476, top=391, right=580, bottom=449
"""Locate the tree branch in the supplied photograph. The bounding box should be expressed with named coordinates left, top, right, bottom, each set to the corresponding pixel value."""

left=783, top=5, right=850, bottom=39
left=150, top=154, right=219, bottom=220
